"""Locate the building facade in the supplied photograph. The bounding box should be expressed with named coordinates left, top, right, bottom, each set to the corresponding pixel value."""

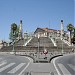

left=34, top=27, right=68, bottom=40
left=34, top=28, right=61, bottom=38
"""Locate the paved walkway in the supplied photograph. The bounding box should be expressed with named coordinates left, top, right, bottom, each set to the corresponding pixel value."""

left=25, top=63, right=58, bottom=75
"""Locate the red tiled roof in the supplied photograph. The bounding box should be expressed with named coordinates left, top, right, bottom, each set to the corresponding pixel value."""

left=42, top=28, right=60, bottom=33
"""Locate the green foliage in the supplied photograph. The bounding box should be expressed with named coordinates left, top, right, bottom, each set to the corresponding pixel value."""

left=67, top=24, right=74, bottom=32
left=71, top=37, right=75, bottom=44
left=67, top=24, right=74, bottom=38
left=11, top=23, right=17, bottom=33
left=9, top=23, right=19, bottom=41
left=73, top=28, right=75, bottom=37
left=9, top=29, right=13, bottom=41
left=71, top=28, right=75, bottom=44
left=67, top=24, right=74, bottom=44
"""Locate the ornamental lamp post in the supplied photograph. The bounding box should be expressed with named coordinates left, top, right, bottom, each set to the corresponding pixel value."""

left=61, top=20, right=64, bottom=54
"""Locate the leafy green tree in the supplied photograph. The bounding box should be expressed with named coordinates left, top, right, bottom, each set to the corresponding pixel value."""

left=9, top=28, right=13, bottom=41
left=73, top=28, right=75, bottom=37
left=67, top=24, right=74, bottom=43
left=71, top=28, right=75, bottom=44
left=67, top=24, right=74, bottom=36
left=9, top=23, right=19, bottom=41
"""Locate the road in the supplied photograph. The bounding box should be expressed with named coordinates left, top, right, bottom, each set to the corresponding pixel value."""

left=0, top=54, right=32, bottom=75
left=53, top=53, right=75, bottom=75
left=0, top=53, right=58, bottom=75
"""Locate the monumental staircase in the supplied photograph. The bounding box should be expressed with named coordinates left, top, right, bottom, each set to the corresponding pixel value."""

left=0, top=37, right=74, bottom=53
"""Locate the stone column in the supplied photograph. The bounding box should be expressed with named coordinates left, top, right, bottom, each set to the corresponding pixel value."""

left=18, top=20, right=23, bottom=39
left=61, top=20, right=64, bottom=40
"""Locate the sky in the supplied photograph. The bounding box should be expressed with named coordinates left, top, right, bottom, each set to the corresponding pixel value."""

left=0, top=0, right=74, bottom=41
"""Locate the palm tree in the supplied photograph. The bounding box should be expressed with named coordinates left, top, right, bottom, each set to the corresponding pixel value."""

left=9, top=23, right=19, bottom=55
left=67, top=24, right=74, bottom=44
left=71, top=28, right=75, bottom=44
left=9, top=23, right=19, bottom=41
